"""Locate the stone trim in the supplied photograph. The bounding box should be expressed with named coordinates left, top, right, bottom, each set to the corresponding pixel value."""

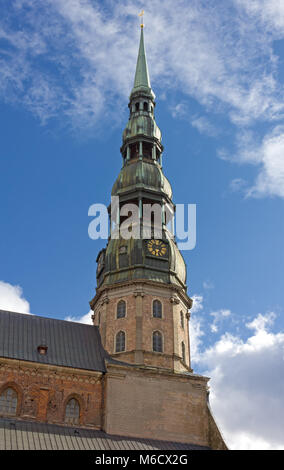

left=105, top=360, right=209, bottom=384
left=0, top=358, right=103, bottom=383
left=90, top=279, right=192, bottom=310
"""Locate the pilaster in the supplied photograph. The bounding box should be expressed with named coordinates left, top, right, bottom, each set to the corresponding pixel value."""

left=134, top=288, right=144, bottom=364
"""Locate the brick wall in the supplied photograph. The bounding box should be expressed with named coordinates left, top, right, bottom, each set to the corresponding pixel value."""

left=0, top=358, right=103, bottom=428
left=92, top=281, right=192, bottom=372
left=104, top=363, right=211, bottom=446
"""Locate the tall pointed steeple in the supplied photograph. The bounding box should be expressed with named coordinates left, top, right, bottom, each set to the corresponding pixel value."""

left=91, top=22, right=191, bottom=374
left=130, top=25, right=155, bottom=100
left=134, top=28, right=150, bottom=88
left=120, top=24, right=161, bottom=166
left=89, top=23, right=227, bottom=451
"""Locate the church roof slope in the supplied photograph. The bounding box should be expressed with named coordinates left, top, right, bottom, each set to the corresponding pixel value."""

left=0, top=309, right=107, bottom=372
left=0, top=417, right=210, bottom=450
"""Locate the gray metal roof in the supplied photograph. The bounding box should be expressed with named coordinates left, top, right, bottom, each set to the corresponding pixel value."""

left=0, top=310, right=107, bottom=372
left=0, top=417, right=209, bottom=450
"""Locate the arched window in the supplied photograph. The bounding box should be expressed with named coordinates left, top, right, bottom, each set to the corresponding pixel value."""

left=65, top=398, right=80, bottom=425
left=0, top=387, right=18, bottom=416
left=181, top=342, right=186, bottom=363
left=153, top=300, right=162, bottom=318
left=153, top=331, right=163, bottom=352
left=180, top=311, right=184, bottom=329
left=117, top=300, right=126, bottom=319
left=115, top=331, right=125, bottom=352
left=135, top=102, right=139, bottom=111
left=143, top=102, right=148, bottom=111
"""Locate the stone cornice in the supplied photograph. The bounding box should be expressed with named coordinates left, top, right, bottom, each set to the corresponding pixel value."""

left=133, top=288, right=145, bottom=297
left=105, top=360, right=209, bottom=384
left=90, top=279, right=192, bottom=310
left=0, top=357, right=103, bottom=383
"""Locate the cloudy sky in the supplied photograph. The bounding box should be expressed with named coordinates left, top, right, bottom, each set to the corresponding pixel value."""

left=0, top=0, right=284, bottom=450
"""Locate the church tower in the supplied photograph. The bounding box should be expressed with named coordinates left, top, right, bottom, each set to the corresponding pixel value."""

left=0, top=20, right=227, bottom=450
left=90, top=25, right=192, bottom=374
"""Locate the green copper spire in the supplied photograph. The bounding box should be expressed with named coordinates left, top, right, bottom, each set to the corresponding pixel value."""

left=121, top=24, right=162, bottom=166
left=130, top=26, right=154, bottom=99
left=133, top=26, right=151, bottom=89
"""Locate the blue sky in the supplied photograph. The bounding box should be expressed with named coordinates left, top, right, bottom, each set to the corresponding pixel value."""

left=0, top=0, right=284, bottom=450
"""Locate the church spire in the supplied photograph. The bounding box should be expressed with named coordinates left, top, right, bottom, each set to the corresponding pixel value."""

left=121, top=24, right=161, bottom=165
left=130, top=25, right=155, bottom=100
left=90, top=20, right=192, bottom=377
left=132, top=27, right=151, bottom=90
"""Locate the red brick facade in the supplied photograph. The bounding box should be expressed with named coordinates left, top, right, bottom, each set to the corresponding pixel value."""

left=0, top=349, right=227, bottom=449
left=91, top=281, right=192, bottom=372
left=0, top=358, right=103, bottom=428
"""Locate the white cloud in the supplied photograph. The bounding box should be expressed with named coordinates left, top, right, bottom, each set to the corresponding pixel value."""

left=189, top=315, right=204, bottom=362
left=0, top=280, right=30, bottom=313
left=247, top=127, right=284, bottom=198
left=170, top=104, right=219, bottom=136
left=222, top=126, right=284, bottom=198
left=246, top=311, right=276, bottom=333
left=234, top=0, right=284, bottom=33
left=65, top=310, right=93, bottom=325
left=203, top=280, right=214, bottom=290
left=191, top=116, right=219, bottom=137
left=190, top=294, right=204, bottom=313
left=229, top=177, right=248, bottom=193
left=210, top=309, right=231, bottom=333
left=170, top=102, right=188, bottom=119
left=189, top=295, right=205, bottom=361
left=192, top=310, right=284, bottom=450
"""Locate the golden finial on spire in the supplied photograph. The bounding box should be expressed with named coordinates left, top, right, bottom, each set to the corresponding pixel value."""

left=138, top=10, right=144, bottom=28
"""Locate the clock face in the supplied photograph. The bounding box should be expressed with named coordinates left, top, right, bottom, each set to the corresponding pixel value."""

left=147, top=239, right=167, bottom=257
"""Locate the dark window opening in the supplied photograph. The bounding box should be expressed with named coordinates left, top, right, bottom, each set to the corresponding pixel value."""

left=37, top=345, right=48, bottom=355
left=153, top=300, right=162, bottom=318
left=143, top=142, right=152, bottom=160
left=181, top=342, right=186, bottom=363
left=117, top=300, right=126, bottom=318
left=143, top=102, right=148, bottom=111
left=156, top=149, right=161, bottom=164
left=116, top=331, right=125, bottom=352
left=129, top=143, right=139, bottom=160
left=153, top=331, right=163, bottom=352
left=180, top=311, right=184, bottom=329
